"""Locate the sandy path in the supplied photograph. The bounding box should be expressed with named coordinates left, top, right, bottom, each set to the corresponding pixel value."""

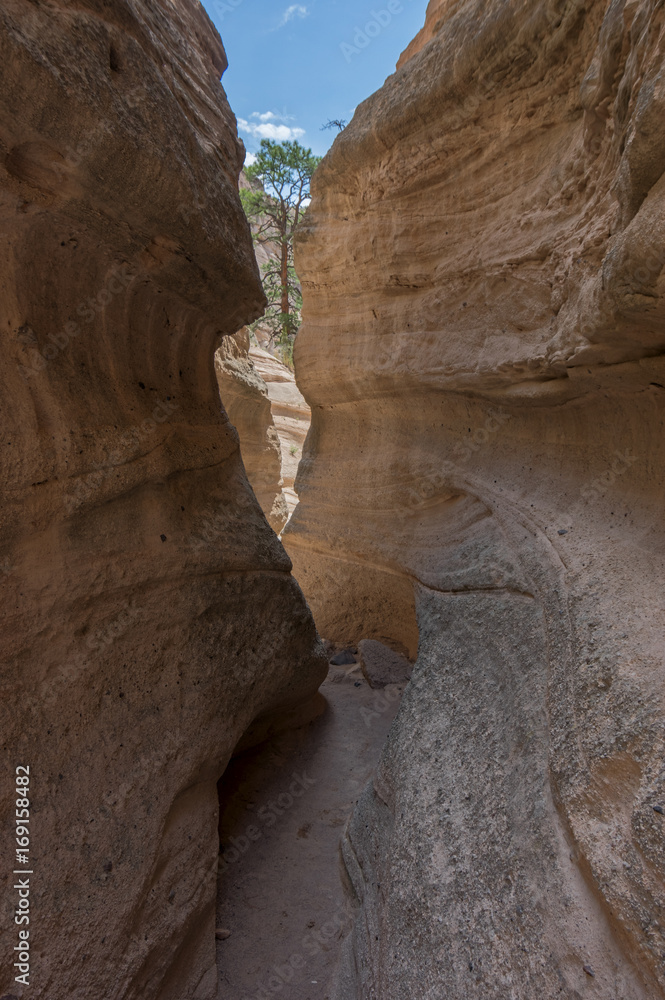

left=216, top=663, right=404, bottom=1000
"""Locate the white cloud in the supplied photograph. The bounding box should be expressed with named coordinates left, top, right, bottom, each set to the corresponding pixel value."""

left=245, top=152, right=257, bottom=166
left=251, top=110, right=296, bottom=123
left=238, top=117, right=305, bottom=142
left=276, top=4, right=309, bottom=28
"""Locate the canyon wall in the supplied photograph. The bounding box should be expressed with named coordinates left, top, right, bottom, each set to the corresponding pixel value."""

left=0, top=2, right=326, bottom=999
left=285, top=0, right=665, bottom=995
left=250, top=345, right=311, bottom=519
left=215, top=330, right=289, bottom=533
left=215, top=336, right=310, bottom=530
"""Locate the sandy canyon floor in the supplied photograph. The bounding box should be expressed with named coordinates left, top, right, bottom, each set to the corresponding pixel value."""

left=216, top=662, right=405, bottom=999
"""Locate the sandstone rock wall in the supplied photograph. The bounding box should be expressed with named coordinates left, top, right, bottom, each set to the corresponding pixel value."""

left=285, top=0, right=665, bottom=994
left=0, top=2, right=326, bottom=998
left=214, top=337, right=310, bottom=530
left=396, top=0, right=447, bottom=69
left=250, top=345, right=311, bottom=519
left=215, top=330, right=289, bottom=533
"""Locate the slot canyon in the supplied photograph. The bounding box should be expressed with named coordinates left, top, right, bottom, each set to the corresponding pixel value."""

left=0, top=1, right=663, bottom=999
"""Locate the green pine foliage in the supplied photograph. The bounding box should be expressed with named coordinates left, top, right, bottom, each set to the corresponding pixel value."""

left=240, top=140, right=321, bottom=367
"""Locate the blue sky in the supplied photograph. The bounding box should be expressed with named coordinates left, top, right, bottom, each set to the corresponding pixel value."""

left=201, top=0, right=429, bottom=160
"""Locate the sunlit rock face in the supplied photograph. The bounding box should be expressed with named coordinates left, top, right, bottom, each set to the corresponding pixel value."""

left=0, top=1, right=326, bottom=998
left=250, top=345, right=311, bottom=519
left=285, top=0, right=665, bottom=994
left=215, top=335, right=311, bottom=530
left=215, top=330, right=289, bottom=533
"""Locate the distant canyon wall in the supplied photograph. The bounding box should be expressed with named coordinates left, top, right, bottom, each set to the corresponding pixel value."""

left=250, top=345, right=311, bottom=519
left=285, top=0, right=665, bottom=995
left=215, top=334, right=311, bottom=532
left=215, top=330, right=290, bottom=533
left=0, top=2, right=326, bottom=998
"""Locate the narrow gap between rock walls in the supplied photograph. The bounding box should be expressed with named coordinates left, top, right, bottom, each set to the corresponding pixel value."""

left=214, top=638, right=413, bottom=999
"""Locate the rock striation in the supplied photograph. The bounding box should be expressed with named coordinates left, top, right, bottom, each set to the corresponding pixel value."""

left=250, top=345, right=311, bottom=519
left=0, top=2, right=326, bottom=999
left=215, top=330, right=289, bottom=533
left=215, top=336, right=310, bottom=530
left=285, top=0, right=665, bottom=995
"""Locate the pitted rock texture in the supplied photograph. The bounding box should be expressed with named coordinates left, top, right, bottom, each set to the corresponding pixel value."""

left=284, top=0, right=665, bottom=995
left=215, top=330, right=289, bottom=533
left=0, top=2, right=326, bottom=999
left=357, top=639, right=412, bottom=689
left=396, top=0, right=447, bottom=69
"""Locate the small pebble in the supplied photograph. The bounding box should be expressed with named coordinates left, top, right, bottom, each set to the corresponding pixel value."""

left=583, top=964, right=595, bottom=977
left=354, top=681, right=362, bottom=687
left=558, top=529, right=568, bottom=536
left=653, top=805, right=664, bottom=815
left=215, top=928, right=231, bottom=941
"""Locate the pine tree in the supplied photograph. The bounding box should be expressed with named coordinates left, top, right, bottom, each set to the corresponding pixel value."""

left=240, top=140, right=321, bottom=365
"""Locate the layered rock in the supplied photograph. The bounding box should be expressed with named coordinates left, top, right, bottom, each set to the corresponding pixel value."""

left=250, top=345, right=311, bottom=518
left=215, top=331, right=289, bottom=533
left=215, top=337, right=310, bottom=530
left=0, top=2, right=326, bottom=999
left=396, top=0, right=447, bottom=69
left=285, top=0, right=665, bottom=995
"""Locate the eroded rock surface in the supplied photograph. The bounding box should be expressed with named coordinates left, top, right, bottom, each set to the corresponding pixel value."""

left=250, top=346, right=311, bottom=519
left=358, top=639, right=412, bottom=690
left=0, top=2, right=326, bottom=998
left=215, top=337, right=310, bottom=530
left=285, top=0, right=665, bottom=994
left=215, top=330, right=289, bottom=533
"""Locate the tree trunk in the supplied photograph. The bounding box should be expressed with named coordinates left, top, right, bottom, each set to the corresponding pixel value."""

left=280, top=237, right=289, bottom=338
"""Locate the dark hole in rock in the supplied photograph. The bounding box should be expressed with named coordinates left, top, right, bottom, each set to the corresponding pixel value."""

left=109, top=45, right=122, bottom=73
